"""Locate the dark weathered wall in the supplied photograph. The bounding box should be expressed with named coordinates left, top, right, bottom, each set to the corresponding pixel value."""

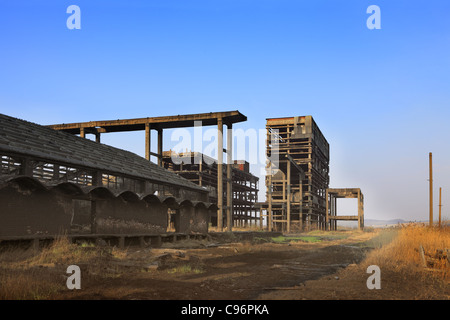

left=0, top=185, right=72, bottom=237
left=95, top=198, right=168, bottom=234
left=191, top=205, right=210, bottom=234
left=177, top=204, right=194, bottom=233
left=72, top=199, right=91, bottom=230
left=0, top=181, right=210, bottom=237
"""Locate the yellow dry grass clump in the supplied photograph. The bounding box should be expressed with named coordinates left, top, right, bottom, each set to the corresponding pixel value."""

left=0, top=236, right=116, bottom=300
left=365, top=223, right=450, bottom=281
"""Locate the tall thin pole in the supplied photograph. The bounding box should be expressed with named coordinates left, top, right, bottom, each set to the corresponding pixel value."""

left=268, top=165, right=272, bottom=232
left=325, top=189, right=329, bottom=231
left=157, top=128, right=163, bottom=166
left=217, top=118, right=223, bottom=232
left=226, top=123, right=233, bottom=232
left=287, top=160, right=291, bottom=233
left=145, top=123, right=151, bottom=161
left=439, top=187, right=442, bottom=228
left=429, top=152, right=433, bottom=227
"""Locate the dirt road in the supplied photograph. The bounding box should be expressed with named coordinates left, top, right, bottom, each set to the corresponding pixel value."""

left=56, top=231, right=377, bottom=300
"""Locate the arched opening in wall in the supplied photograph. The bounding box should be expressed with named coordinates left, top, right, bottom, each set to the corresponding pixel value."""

left=167, top=208, right=177, bottom=232
left=163, top=197, right=180, bottom=233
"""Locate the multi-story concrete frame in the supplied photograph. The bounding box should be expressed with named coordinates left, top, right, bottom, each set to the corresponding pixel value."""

left=265, top=116, right=330, bottom=232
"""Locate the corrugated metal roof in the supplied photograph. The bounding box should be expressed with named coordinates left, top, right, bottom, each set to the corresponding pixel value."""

left=0, top=113, right=207, bottom=193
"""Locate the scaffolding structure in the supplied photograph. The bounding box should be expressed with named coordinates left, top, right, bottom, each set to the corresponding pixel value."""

left=162, top=151, right=259, bottom=228
left=264, top=116, right=330, bottom=232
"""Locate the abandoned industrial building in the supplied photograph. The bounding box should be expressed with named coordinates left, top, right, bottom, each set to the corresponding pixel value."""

left=256, top=116, right=330, bottom=232
left=257, top=115, right=364, bottom=232
left=162, top=151, right=259, bottom=228
left=46, top=110, right=252, bottom=231
left=0, top=113, right=214, bottom=246
left=0, top=111, right=364, bottom=247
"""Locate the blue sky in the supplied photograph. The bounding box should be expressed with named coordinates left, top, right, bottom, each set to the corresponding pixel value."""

left=1, top=0, right=449, bottom=222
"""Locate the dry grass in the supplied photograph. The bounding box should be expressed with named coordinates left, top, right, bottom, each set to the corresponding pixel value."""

left=0, top=235, right=122, bottom=300
left=0, top=267, right=63, bottom=300
left=364, top=223, right=450, bottom=281
left=32, top=237, right=101, bottom=266
left=1, top=224, right=448, bottom=300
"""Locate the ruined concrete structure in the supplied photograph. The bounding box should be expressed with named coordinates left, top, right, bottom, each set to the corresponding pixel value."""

left=0, top=113, right=213, bottom=238
left=48, top=111, right=249, bottom=232
left=162, top=151, right=259, bottom=227
left=263, top=116, right=330, bottom=232
left=262, top=116, right=364, bottom=231
left=1, top=110, right=364, bottom=240
left=326, top=188, right=364, bottom=230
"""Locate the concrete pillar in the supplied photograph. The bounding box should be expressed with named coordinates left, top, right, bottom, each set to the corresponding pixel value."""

left=299, top=175, right=303, bottom=231
left=145, top=123, right=151, bottom=161
left=217, top=117, right=223, bottom=231
left=334, top=197, right=337, bottom=230
left=268, top=169, right=272, bottom=232
left=158, top=128, right=163, bottom=166
left=358, top=190, right=364, bottom=230
left=287, top=160, right=291, bottom=233
left=325, top=189, right=329, bottom=231
left=226, top=123, right=233, bottom=232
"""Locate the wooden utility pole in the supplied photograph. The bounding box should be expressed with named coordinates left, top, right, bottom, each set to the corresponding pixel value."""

left=217, top=118, right=223, bottom=231
left=429, top=152, right=433, bottom=227
left=439, top=187, right=442, bottom=228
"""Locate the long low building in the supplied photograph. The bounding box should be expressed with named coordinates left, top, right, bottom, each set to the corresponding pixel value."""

left=0, top=113, right=214, bottom=238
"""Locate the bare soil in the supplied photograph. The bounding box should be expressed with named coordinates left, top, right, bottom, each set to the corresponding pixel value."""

left=52, top=229, right=449, bottom=300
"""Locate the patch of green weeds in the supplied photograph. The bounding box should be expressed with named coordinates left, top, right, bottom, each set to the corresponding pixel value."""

left=167, top=265, right=204, bottom=274
left=271, top=236, right=321, bottom=243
